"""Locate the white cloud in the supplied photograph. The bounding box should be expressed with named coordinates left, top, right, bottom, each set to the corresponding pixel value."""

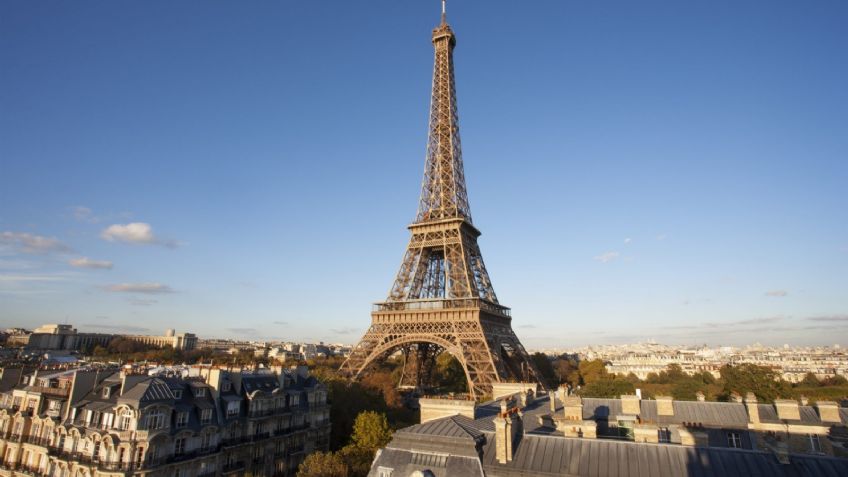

left=105, top=283, right=174, bottom=294
left=765, top=290, right=788, bottom=297
left=656, top=234, right=667, bottom=241
left=624, top=238, right=632, bottom=244
left=593, top=251, right=620, bottom=263
left=0, top=231, right=72, bottom=255
left=0, top=274, right=68, bottom=283
left=101, top=222, right=176, bottom=247
left=69, top=257, right=113, bottom=270
left=71, top=206, right=98, bottom=224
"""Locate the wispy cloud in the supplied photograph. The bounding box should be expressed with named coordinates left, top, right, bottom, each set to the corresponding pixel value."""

left=273, top=321, right=289, bottom=326
left=519, top=324, right=537, bottom=329
left=69, top=257, right=113, bottom=270
left=1, top=231, right=71, bottom=255
left=624, top=238, right=632, bottom=245
left=101, top=223, right=177, bottom=248
left=765, top=290, right=788, bottom=297
left=71, top=206, right=98, bottom=224
left=81, top=323, right=150, bottom=333
left=330, top=327, right=359, bottom=335
left=104, top=283, right=174, bottom=294
left=128, top=298, right=158, bottom=306
left=228, top=327, right=258, bottom=336
left=593, top=251, right=619, bottom=263
left=656, top=234, right=667, bottom=241
left=805, top=315, right=848, bottom=323
left=0, top=274, right=69, bottom=283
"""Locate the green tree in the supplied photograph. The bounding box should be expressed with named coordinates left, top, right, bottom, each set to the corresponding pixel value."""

left=671, top=380, right=705, bottom=401
left=719, top=364, right=789, bottom=403
left=579, top=377, right=634, bottom=398
left=338, top=444, right=374, bottom=477
left=434, top=353, right=468, bottom=392
left=800, top=373, right=820, bottom=387
left=578, top=359, right=608, bottom=385
left=351, top=411, right=393, bottom=450
left=296, top=451, right=348, bottom=477
left=531, top=353, right=558, bottom=388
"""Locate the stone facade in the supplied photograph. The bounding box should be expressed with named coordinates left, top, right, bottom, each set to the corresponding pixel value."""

left=0, top=365, right=329, bottom=477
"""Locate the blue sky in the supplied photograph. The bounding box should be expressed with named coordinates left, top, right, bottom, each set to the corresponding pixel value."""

left=1, top=1, right=846, bottom=348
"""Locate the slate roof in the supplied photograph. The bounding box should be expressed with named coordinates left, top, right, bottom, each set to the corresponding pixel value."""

left=118, top=378, right=174, bottom=405
left=370, top=394, right=848, bottom=477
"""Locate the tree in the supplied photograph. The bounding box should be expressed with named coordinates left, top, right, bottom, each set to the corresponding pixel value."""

left=578, top=359, right=608, bottom=385
left=553, top=358, right=580, bottom=386
left=531, top=353, right=558, bottom=389
left=297, top=451, right=348, bottom=477
left=434, top=353, right=468, bottom=392
left=351, top=411, right=393, bottom=450
left=578, top=377, right=634, bottom=398
left=719, top=364, right=789, bottom=403
left=671, top=380, right=706, bottom=401
left=800, top=373, right=820, bottom=387
left=339, top=444, right=374, bottom=477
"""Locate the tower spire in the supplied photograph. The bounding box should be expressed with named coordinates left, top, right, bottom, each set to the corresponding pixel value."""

left=418, top=0, right=468, bottom=224
left=441, top=0, right=447, bottom=25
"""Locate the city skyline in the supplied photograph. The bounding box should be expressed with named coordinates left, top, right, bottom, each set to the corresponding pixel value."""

left=2, top=1, right=847, bottom=348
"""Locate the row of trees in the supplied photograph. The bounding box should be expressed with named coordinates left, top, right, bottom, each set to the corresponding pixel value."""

left=297, top=411, right=393, bottom=477
left=532, top=353, right=848, bottom=403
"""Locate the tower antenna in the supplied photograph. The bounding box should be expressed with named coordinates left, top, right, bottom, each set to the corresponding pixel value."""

left=441, top=0, right=446, bottom=24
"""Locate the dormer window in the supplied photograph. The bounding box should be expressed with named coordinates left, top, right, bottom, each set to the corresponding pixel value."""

left=222, top=382, right=231, bottom=392
left=173, top=390, right=183, bottom=399
left=194, top=388, right=206, bottom=398
left=102, top=388, right=111, bottom=399
left=176, top=411, right=189, bottom=428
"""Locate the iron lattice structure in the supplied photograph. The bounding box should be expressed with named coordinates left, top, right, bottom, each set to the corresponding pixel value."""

left=339, top=11, right=541, bottom=400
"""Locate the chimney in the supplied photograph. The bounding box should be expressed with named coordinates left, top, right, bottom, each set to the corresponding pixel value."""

left=799, top=396, right=809, bottom=406
left=730, top=392, right=743, bottom=403
left=815, top=401, right=840, bottom=423
left=774, top=399, right=800, bottom=421
left=549, top=389, right=557, bottom=414
left=621, top=394, right=641, bottom=416
left=562, top=396, right=583, bottom=421
left=744, top=393, right=760, bottom=424
left=656, top=396, right=674, bottom=416
left=695, top=391, right=705, bottom=402
left=493, top=399, right=522, bottom=464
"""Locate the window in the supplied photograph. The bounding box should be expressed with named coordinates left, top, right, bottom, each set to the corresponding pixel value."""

left=118, top=409, right=133, bottom=431
left=617, top=419, right=635, bottom=441
left=808, top=434, right=822, bottom=453
left=102, top=388, right=111, bottom=399
left=194, top=388, right=206, bottom=398
left=145, top=411, right=165, bottom=430
left=174, top=438, right=186, bottom=456
left=227, top=401, right=240, bottom=417
left=200, top=409, right=212, bottom=424
left=377, top=467, right=393, bottom=477
left=176, top=412, right=189, bottom=428
left=222, top=382, right=231, bottom=392
left=174, top=469, right=182, bottom=477
left=201, top=433, right=212, bottom=450
left=727, top=432, right=742, bottom=448
left=172, top=390, right=183, bottom=399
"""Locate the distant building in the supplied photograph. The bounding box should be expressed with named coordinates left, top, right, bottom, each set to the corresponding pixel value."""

left=0, top=364, right=329, bottom=477
left=5, top=324, right=197, bottom=352
left=369, top=387, right=848, bottom=476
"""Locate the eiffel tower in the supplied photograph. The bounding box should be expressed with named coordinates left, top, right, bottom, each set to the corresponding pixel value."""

left=339, top=2, right=541, bottom=400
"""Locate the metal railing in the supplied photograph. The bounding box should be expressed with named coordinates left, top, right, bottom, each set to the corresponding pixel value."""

left=373, top=298, right=511, bottom=317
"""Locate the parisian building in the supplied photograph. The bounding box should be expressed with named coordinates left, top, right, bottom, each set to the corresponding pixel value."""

left=0, top=365, right=329, bottom=477
left=5, top=325, right=198, bottom=352
left=368, top=384, right=848, bottom=476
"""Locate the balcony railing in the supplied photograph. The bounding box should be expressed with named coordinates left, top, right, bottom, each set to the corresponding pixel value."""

left=373, top=298, right=511, bottom=317
left=27, top=386, right=70, bottom=398
left=222, top=462, right=245, bottom=473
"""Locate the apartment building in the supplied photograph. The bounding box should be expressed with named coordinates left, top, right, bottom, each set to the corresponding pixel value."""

left=0, top=365, right=329, bottom=477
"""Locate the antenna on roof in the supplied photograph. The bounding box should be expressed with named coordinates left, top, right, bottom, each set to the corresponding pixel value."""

left=441, top=0, right=447, bottom=24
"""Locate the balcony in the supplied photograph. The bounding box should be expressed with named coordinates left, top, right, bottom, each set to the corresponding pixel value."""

left=28, top=386, right=70, bottom=398
left=373, top=297, right=511, bottom=317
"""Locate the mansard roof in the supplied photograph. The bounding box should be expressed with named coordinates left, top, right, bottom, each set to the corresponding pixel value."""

left=118, top=378, right=174, bottom=405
